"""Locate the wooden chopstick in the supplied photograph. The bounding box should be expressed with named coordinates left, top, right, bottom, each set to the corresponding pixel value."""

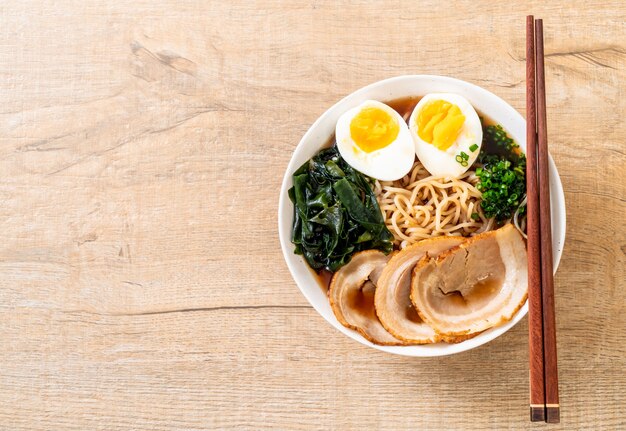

left=535, top=18, right=560, bottom=424
left=525, top=14, right=546, bottom=423
left=526, top=15, right=560, bottom=423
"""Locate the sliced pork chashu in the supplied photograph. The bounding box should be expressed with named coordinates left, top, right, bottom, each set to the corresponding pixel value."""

left=410, top=224, right=528, bottom=336
left=374, top=237, right=465, bottom=344
left=329, top=250, right=404, bottom=345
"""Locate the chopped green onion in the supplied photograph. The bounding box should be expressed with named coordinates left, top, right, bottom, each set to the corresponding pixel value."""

left=469, top=143, right=478, bottom=152
left=455, top=155, right=463, bottom=164
left=475, top=125, right=527, bottom=221
left=460, top=151, right=469, bottom=160
left=461, top=160, right=468, bottom=167
left=471, top=212, right=480, bottom=220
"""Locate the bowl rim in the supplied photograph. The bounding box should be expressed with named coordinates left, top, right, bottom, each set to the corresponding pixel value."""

left=278, top=74, right=566, bottom=357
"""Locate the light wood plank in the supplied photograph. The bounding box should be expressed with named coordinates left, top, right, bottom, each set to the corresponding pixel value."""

left=0, top=1, right=624, bottom=429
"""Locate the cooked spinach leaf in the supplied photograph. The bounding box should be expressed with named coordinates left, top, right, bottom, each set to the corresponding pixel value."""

left=288, top=146, right=393, bottom=271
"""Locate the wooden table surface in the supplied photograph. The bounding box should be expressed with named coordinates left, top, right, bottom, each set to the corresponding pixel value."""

left=1, top=1, right=624, bottom=430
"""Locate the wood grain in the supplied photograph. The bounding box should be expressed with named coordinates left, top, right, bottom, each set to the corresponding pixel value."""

left=0, top=1, right=625, bottom=430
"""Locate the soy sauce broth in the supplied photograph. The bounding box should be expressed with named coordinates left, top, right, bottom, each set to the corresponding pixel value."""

left=315, top=269, right=333, bottom=292
left=386, top=96, right=422, bottom=122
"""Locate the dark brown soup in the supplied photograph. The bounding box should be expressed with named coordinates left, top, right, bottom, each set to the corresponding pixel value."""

left=386, top=96, right=422, bottom=121
left=315, top=269, right=333, bottom=292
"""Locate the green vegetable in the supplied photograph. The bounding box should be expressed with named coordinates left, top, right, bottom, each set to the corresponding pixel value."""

left=469, top=143, right=478, bottom=152
left=476, top=124, right=527, bottom=221
left=456, top=151, right=470, bottom=167
left=288, top=146, right=393, bottom=271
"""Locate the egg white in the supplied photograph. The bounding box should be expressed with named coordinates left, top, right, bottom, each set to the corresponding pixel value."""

left=409, top=93, right=482, bottom=178
left=335, top=100, right=415, bottom=181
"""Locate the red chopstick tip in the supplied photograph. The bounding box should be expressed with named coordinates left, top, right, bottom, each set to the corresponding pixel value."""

left=530, top=406, right=546, bottom=422
left=546, top=406, right=560, bottom=423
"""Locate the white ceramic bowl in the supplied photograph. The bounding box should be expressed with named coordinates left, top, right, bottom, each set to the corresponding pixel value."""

left=278, top=75, right=566, bottom=357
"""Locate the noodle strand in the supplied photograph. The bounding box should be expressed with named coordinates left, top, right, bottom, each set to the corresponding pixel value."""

left=375, top=160, right=490, bottom=248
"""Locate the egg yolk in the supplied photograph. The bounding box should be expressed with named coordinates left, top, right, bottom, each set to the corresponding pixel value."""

left=349, top=107, right=399, bottom=153
left=417, top=100, right=466, bottom=151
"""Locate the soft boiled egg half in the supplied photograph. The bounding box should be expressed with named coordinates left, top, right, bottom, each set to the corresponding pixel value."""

left=336, top=100, right=414, bottom=181
left=409, top=93, right=482, bottom=178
